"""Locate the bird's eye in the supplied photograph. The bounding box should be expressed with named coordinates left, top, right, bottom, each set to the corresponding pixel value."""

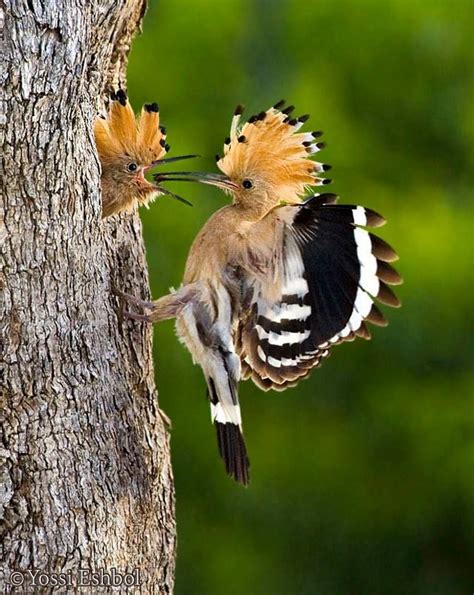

left=127, top=162, right=138, bottom=172
left=242, top=179, right=253, bottom=189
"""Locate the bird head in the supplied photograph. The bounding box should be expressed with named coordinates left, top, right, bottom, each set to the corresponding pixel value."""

left=94, top=90, right=195, bottom=217
left=155, top=101, right=332, bottom=218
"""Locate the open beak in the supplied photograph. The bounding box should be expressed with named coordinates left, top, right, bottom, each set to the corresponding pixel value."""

left=154, top=171, right=239, bottom=192
left=155, top=186, right=194, bottom=207
left=144, top=154, right=199, bottom=206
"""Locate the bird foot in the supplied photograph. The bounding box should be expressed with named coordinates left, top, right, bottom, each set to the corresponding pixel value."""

left=112, top=284, right=155, bottom=323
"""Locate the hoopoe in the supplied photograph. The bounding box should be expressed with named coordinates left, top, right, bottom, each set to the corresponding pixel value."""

left=94, top=89, right=195, bottom=218
left=119, top=101, right=402, bottom=485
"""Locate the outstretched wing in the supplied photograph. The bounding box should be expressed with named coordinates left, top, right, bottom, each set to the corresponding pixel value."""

left=237, top=193, right=402, bottom=391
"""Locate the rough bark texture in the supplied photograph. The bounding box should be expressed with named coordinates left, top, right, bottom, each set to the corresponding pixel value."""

left=0, top=1, right=176, bottom=592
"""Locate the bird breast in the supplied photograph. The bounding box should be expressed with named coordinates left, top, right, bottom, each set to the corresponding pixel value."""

left=183, top=206, right=284, bottom=301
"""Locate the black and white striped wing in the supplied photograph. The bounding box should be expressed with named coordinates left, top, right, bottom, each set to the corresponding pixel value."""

left=238, top=193, right=402, bottom=391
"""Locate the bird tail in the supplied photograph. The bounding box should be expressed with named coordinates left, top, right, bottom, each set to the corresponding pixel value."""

left=205, top=350, right=250, bottom=486
left=215, top=421, right=249, bottom=486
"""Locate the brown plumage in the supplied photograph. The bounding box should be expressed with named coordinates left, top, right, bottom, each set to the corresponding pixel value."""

left=95, top=90, right=193, bottom=218
left=121, top=100, right=402, bottom=485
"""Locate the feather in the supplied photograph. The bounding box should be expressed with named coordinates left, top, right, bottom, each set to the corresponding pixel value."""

left=216, top=103, right=328, bottom=203
left=137, top=103, right=167, bottom=162
left=154, top=102, right=402, bottom=484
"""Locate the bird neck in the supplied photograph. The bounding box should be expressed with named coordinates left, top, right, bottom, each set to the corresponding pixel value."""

left=232, top=194, right=276, bottom=222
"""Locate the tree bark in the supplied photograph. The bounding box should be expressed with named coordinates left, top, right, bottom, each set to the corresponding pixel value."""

left=0, top=1, right=176, bottom=592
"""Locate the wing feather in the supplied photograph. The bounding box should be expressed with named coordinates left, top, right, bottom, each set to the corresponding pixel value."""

left=237, top=193, right=401, bottom=390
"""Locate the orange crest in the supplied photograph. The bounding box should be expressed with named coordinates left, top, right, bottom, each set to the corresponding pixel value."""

left=94, top=90, right=167, bottom=166
left=217, top=101, right=331, bottom=200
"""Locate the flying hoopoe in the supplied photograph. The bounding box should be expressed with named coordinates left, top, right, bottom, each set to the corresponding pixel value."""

left=94, top=89, right=195, bottom=218
left=119, top=101, right=402, bottom=485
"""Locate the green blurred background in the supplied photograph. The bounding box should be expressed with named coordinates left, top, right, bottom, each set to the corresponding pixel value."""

left=128, top=1, right=473, bottom=593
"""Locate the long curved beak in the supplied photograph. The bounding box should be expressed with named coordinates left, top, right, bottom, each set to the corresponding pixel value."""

left=144, top=155, right=199, bottom=206
left=154, top=171, right=239, bottom=192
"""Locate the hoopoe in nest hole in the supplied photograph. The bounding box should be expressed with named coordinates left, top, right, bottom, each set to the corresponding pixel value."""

left=95, top=89, right=195, bottom=218
left=118, top=100, right=402, bottom=485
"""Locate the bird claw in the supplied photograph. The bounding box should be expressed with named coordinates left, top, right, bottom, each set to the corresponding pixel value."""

left=112, top=283, right=155, bottom=323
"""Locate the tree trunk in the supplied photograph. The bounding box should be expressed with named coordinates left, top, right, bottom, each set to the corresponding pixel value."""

left=0, top=1, right=176, bottom=592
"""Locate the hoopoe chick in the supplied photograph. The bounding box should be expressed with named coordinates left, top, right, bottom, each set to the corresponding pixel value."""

left=123, top=101, right=402, bottom=485
left=94, top=89, right=194, bottom=218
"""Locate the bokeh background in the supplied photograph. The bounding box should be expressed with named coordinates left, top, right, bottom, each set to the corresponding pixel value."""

left=128, top=1, right=473, bottom=593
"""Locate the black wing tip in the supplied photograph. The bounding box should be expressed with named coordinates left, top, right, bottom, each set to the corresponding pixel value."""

left=377, top=281, right=402, bottom=308
left=364, top=208, right=386, bottom=227
left=215, top=422, right=250, bottom=486
left=369, top=233, right=399, bottom=262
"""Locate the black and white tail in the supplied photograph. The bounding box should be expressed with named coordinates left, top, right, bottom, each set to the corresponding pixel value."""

left=178, top=285, right=250, bottom=485
left=206, top=362, right=250, bottom=485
